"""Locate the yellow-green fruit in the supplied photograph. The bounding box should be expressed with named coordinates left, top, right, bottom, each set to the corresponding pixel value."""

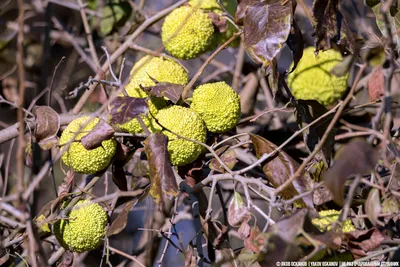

left=288, top=47, right=349, bottom=106
left=118, top=56, right=189, bottom=133
left=191, top=81, right=241, bottom=133
left=60, top=117, right=116, bottom=174
left=154, top=105, right=206, bottom=166
left=162, top=6, right=215, bottom=60
left=53, top=200, right=108, bottom=253
left=312, top=210, right=355, bottom=233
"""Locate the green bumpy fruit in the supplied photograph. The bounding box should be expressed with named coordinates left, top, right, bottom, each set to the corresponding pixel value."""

left=53, top=200, right=108, bottom=253
left=191, top=81, right=241, bottom=133
left=288, top=47, right=349, bottom=106
left=154, top=105, right=206, bottom=166
left=162, top=6, right=215, bottom=60
left=312, top=210, right=355, bottom=233
left=118, top=56, right=189, bottom=133
left=60, top=117, right=116, bottom=174
left=189, top=0, right=239, bottom=46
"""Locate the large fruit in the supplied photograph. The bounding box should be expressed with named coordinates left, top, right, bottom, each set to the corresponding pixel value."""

left=191, top=81, right=241, bottom=133
left=53, top=200, right=108, bottom=253
left=154, top=105, right=206, bottom=166
left=60, top=116, right=116, bottom=174
left=161, top=6, right=215, bottom=59
left=288, top=47, right=349, bottom=106
left=118, top=56, right=189, bottom=133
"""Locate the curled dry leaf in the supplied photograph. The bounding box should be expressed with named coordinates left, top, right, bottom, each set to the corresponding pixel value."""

left=324, top=139, right=378, bottom=205
left=238, top=0, right=292, bottom=67
left=81, top=119, right=115, bottom=150
left=312, top=0, right=355, bottom=53
left=209, top=145, right=237, bottom=173
left=57, top=170, right=74, bottom=197
left=144, top=133, right=178, bottom=206
left=345, top=228, right=385, bottom=257
left=209, top=12, right=228, bottom=33
left=250, top=133, right=314, bottom=208
left=107, top=199, right=137, bottom=237
left=33, top=106, right=60, bottom=150
left=141, top=75, right=184, bottom=104
left=365, top=188, right=382, bottom=226
left=108, top=96, right=148, bottom=125
left=228, top=191, right=251, bottom=239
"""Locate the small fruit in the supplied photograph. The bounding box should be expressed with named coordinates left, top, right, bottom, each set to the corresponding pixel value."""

left=312, top=209, right=355, bottom=233
left=191, top=81, right=241, bottom=133
left=162, top=6, right=215, bottom=59
left=53, top=200, right=108, bottom=253
left=118, top=56, right=189, bottom=134
left=154, top=105, right=206, bottom=166
left=288, top=47, right=349, bottom=106
left=60, top=116, right=116, bottom=174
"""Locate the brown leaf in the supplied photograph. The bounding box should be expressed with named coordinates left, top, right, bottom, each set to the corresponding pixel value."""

left=368, top=67, right=384, bottom=102
left=140, top=76, right=184, bottom=104
left=107, top=199, right=137, bottom=236
left=235, top=0, right=263, bottom=25
left=81, top=119, right=115, bottom=150
left=324, top=139, right=379, bottom=205
left=345, top=228, right=385, bottom=257
left=365, top=188, right=382, bottom=226
left=312, top=0, right=355, bottom=53
left=144, top=133, right=178, bottom=206
left=244, top=225, right=267, bottom=253
left=250, top=133, right=313, bottom=208
left=25, top=134, right=33, bottom=167
left=57, top=170, right=75, bottom=196
left=33, top=106, right=60, bottom=150
left=209, top=146, right=237, bottom=173
left=209, top=12, right=228, bottom=33
left=108, top=96, right=148, bottom=125
left=228, top=192, right=251, bottom=239
left=242, top=0, right=292, bottom=67
left=57, top=250, right=73, bottom=267
left=286, top=20, right=304, bottom=73
left=272, top=209, right=308, bottom=243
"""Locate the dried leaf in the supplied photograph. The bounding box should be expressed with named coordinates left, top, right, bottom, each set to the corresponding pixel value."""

left=81, top=119, right=115, bottom=150
left=33, top=106, right=60, bottom=150
left=228, top=192, right=251, bottom=239
left=368, top=67, right=384, bottom=102
left=365, top=188, right=381, bottom=226
left=209, top=146, right=237, bottom=173
left=324, top=139, right=378, bottom=205
left=313, top=0, right=355, bottom=53
left=242, top=0, right=292, bottom=67
left=272, top=209, right=307, bottom=243
left=286, top=20, right=304, bottom=73
left=107, top=199, right=137, bottom=236
left=108, top=96, right=148, bottom=125
left=140, top=76, right=184, bottom=104
left=346, top=228, right=385, bottom=257
left=57, top=250, right=73, bottom=267
left=57, top=170, right=74, bottom=196
left=144, top=133, right=178, bottom=206
left=250, top=134, right=313, bottom=208
left=25, top=134, right=33, bottom=167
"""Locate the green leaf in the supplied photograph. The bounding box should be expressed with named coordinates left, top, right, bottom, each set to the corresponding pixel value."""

left=99, top=2, right=132, bottom=37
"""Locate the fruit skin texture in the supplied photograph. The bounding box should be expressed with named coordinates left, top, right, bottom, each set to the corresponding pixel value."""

left=191, top=81, right=241, bottom=133
left=118, top=56, right=189, bottom=133
left=60, top=116, right=116, bottom=174
left=154, top=105, right=206, bottom=166
left=288, top=47, right=349, bottom=106
left=162, top=6, right=215, bottom=60
left=312, top=209, right=355, bottom=233
left=53, top=200, right=108, bottom=253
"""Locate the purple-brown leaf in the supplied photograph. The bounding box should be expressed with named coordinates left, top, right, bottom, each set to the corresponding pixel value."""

left=108, top=96, right=148, bottom=125
left=33, top=106, right=60, bottom=150
left=250, top=134, right=313, bottom=208
left=324, top=139, right=378, bottom=205
left=107, top=199, right=137, bottom=236
left=81, top=119, right=115, bottom=150
left=141, top=76, right=184, bottom=104
left=144, top=133, right=178, bottom=206
left=242, top=0, right=292, bottom=67
left=365, top=188, right=381, bottom=226
left=57, top=170, right=75, bottom=196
